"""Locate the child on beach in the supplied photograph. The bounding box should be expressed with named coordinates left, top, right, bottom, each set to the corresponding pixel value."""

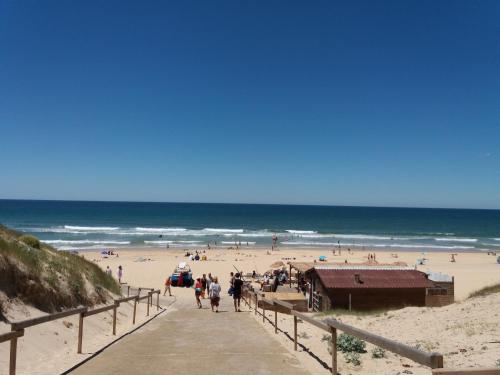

left=164, top=276, right=172, bottom=296
left=117, top=265, right=123, bottom=284
left=105, top=266, right=112, bottom=276
left=194, top=278, right=203, bottom=308
left=209, top=276, right=221, bottom=312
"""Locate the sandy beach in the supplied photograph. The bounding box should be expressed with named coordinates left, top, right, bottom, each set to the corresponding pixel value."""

left=1, top=245, right=499, bottom=374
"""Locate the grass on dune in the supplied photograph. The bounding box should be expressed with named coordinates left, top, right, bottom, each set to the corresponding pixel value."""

left=468, top=283, right=500, bottom=299
left=0, top=224, right=121, bottom=316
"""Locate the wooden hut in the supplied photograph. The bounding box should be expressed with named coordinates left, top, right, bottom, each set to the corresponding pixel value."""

left=305, top=265, right=437, bottom=311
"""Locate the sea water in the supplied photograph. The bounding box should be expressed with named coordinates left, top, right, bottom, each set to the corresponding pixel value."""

left=0, top=199, right=499, bottom=252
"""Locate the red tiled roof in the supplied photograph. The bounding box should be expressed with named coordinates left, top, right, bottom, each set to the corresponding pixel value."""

left=314, top=269, right=435, bottom=289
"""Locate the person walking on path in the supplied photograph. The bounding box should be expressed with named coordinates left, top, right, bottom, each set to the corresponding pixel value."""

left=117, top=265, right=123, bottom=284
left=194, top=278, right=203, bottom=308
left=233, top=273, right=243, bottom=312
left=164, top=276, right=172, bottom=296
left=206, top=273, right=212, bottom=294
left=201, top=274, right=208, bottom=299
left=209, top=276, right=221, bottom=312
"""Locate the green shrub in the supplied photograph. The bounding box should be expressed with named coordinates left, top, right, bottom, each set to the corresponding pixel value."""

left=337, top=333, right=366, bottom=353
left=344, top=352, right=361, bottom=366
left=19, top=235, right=40, bottom=249
left=371, top=347, right=386, bottom=358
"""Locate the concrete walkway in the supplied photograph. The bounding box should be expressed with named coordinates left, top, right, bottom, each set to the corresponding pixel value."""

left=72, top=293, right=310, bottom=375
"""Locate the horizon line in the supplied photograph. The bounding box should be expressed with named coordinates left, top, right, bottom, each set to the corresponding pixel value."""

left=0, top=197, right=499, bottom=211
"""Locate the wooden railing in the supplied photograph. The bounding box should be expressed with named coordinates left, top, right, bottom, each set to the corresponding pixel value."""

left=242, top=286, right=447, bottom=374
left=2, top=288, right=162, bottom=375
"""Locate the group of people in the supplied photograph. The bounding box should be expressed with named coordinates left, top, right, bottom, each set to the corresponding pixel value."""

left=194, top=273, right=222, bottom=312
left=161, top=269, right=246, bottom=313
left=193, top=272, right=244, bottom=312
left=105, top=265, right=123, bottom=283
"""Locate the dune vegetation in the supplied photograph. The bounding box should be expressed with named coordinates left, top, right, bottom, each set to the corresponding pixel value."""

left=0, top=224, right=120, bottom=321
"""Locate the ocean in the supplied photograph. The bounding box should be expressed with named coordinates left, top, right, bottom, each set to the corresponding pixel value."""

left=0, top=199, right=499, bottom=252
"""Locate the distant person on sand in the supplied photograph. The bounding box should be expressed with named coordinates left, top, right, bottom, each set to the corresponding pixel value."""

left=164, top=276, right=172, bottom=296
left=233, top=273, right=243, bottom=312
left=117, top=265, right=123, bottom=283
left=209, top=276, right=221, bottom=312
left=105, top=266, right=112, bottom=276
left=194, top=278, right=203, bottom=308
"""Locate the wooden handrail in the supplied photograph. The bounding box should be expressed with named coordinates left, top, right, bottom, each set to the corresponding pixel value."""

left=11, top=307, right=88, bottom=330
left=116, top=295, right=139, bottom=303
left=0, top=330, right=24, bottom=344
left=323, top=317, right=444, bottom=369
left=272, top=299, right=295, bottom=310
left=432, top=369, right=500, bottom=374
left=292, top=310, right=330, bottom=331
left=137, top=294, right=150, bottom=301
left=83, top=304, right=116, bottom=317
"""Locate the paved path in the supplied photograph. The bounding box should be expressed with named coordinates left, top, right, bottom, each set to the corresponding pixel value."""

left=72, top=293, right=310, bottom=375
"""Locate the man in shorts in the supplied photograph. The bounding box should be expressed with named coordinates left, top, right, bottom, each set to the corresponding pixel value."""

left=233, top=273, right=243, bottom=312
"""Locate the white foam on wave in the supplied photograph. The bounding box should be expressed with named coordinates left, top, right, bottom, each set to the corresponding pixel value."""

left=45, top=240, right=130, bottom=245
left=64, top=225, right=119, bottom=231
left=333, top=234, right=392, bottom=240
left=494, top=238, right=500, bottom=241
left=435, top=238, right=477, bottom=243
left=281, top=241, right=474, bottom=250
left=286, top=230, right=317, bottom=234
left=221, top=241, right=256, bottom=245
left=236, top=232, right=271, bottom=237
left=203, top=228, right=244, bottom=233
left=135, top=227, right=187, bottom=233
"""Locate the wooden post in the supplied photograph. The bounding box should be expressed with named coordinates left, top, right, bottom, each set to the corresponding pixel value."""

left=127, top=285, right=130, bottom=297
left=112, top=303, right=117, bottom=335
left=77, top=312, right=84, bottom=354
left=274, top=308, right=278, bottom=334
left=156, top=291, right=160, bottom=311
left=289, top=264, right=292, bottom=288
left=9, top=337, right=18, bottom=375
left=254, top=294, right=258, bottom=315
left=262, top=303, right=266, bottom=323
left=349, top=293, right=352, bottom=311
left=133, top=297, right=137, bottom=324
left=293, top=315, right=298, bottom=351
left=147, top=293, right=150, bottom=316
left=331, top=327, right=337, bottom=375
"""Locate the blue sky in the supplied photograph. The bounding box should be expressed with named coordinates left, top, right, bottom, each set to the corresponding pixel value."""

left=0, top=1, right=499, bottom=209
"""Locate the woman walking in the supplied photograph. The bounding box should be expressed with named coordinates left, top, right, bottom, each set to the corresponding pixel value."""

left=194, top=278, right=203, bottom=308
left=117, top=265, right=123, bottom=284
left=209, top=276, right=221, bottom=312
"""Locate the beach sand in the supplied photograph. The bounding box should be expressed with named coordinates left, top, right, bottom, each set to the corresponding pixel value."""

left=1, top=246, right=499, bottom=374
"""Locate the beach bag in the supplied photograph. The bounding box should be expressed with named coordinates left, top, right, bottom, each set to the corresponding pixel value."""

left=228, top=286, right=234, bottom=296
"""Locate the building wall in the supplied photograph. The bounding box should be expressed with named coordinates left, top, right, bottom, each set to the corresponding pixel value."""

left=325, top=288, right=427, bottom=310
left=425, top=280, right=454, bottom=307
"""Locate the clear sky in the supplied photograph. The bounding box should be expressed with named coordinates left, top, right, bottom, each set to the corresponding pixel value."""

left=0, top=1, right=499, bottom=209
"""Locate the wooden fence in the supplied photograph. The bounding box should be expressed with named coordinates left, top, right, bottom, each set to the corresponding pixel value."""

left=2, top=288, right=162, bottom=375
left=242, top=287, right=499, bottom=375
